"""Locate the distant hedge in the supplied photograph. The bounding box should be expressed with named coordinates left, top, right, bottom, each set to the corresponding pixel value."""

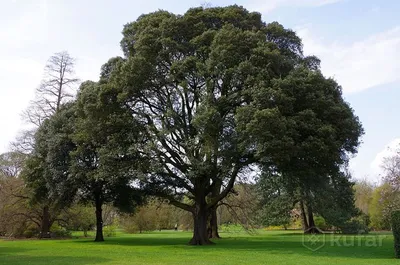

left=391, top=211, right=400, bottom=258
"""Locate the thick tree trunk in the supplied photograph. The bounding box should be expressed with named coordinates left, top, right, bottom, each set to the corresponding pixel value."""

left=208, top=205, right=221, bottom=239
left=189, top=200, right=213, bottom=245
left=304, top=204, right=321, bottom=234
left=208, top=179, right=222, bottom=239
left=40, top=205, right=51, bottom=238
left=300, top=200, right=309, bottom=231
left=95, top=196, right=104, bottom=242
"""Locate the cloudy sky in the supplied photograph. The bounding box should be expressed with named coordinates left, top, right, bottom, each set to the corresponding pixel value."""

left=1, top=0, right=399, bottom=183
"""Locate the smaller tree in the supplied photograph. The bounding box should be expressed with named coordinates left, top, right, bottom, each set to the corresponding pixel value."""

left=70, top=81, right=144, bottom=242
left=369, top=183, right=397, bottom=230
left=354, top=180, right=374, bottom=216
left=16, top=51, right=79, bottom=237
left=21, top=103, right=77, bottom=238
left=59, top=204, right=95, bottom=237
left=391, top=211, right=400, bottom=258
left=0, top=152, right=42, bottom=237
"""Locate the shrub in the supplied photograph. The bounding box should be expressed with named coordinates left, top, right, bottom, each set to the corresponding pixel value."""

left=50, top=224, right=71, bottom=238
left=314, top=216, right=329, bottom=231
left=123, top=222, right=138, bottom=234
left=103, top=225, right=117, bottom=237
left=23, top=225, right=40, bottom=238
left=391, top=211, right=400, bottom=258
left=339, top=219, right=368, bottom=234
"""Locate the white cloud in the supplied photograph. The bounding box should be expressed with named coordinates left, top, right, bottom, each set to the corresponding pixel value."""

left=249, top=0, right=343, bottom=13
left=370, top=138, right=400, bottom=177
left=297, top=26, right=400, bottom=94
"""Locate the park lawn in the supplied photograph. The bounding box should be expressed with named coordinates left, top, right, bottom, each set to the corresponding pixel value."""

left=0, top=230, right=397, bottom=265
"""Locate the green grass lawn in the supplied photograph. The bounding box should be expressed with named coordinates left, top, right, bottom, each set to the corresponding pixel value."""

left=0, top=230, right=397, bottom=265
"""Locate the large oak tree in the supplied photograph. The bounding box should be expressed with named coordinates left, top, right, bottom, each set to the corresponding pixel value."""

left=111, top=6, right=336, bottom=245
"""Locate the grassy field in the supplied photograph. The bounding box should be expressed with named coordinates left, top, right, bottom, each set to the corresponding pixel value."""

left=0, top=230, right=397, bottom=265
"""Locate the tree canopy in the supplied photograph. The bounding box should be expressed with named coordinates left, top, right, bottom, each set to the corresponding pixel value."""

left=20, top=5, right=363, bottom=245
left=104, top=5, right=363, bottom=244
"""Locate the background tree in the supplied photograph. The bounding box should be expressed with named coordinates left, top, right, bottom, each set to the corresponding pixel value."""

left=14, top=52, right=79, bottom=238
left=354, top=180, right=374, bottom=217
left=372, top=144, right=400, bottom=229
left=21, top=103, right=77, bottom=238
left=69, top=81, right=144, bottom=242
left=369, top=183, right=395, bottom=230
left=22, top=51, right=79, bottom=127
left=0, top=152, right=38, bottom=237
left=219, top=183, right=261, bottom=230
left=238, top=64, right=363, bottom=233
left=59, top=204, right=95, bottom=237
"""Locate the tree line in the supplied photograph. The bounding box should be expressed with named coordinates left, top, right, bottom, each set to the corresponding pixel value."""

left=0, top=5, right=364, bottom=245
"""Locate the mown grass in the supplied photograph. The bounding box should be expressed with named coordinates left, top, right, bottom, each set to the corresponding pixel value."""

left=0, top=230, right=397, bottom=265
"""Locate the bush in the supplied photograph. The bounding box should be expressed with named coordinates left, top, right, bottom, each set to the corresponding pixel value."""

left=103, top=225, right=117, bottom=237
left=123, top=221, right=138, bottom=234
left=50, top=224, right=72, bottom=238
left=339, top=219, right=368, bottom=234
left=391, top=211, right=400, bottom=258
left=314, top=216, right=329, bottom=231
left=23, top=225, right=40, bottom=238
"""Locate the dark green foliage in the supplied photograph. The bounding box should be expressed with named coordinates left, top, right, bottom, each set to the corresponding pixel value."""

left=391, top=210, right=400, bottom=258
left=23, top=103, right=77, bottom=206
left=111, top=5, right=363, bottom=245
left=71, top=81, right=144, bottom=212
left=70, top=80, right=145, bottom=241
left=257, top=171, right=293, bottom=227
left=314, top=216, right=329, bottom=231
left=314, top=171, right=360, bottom=228
left=20, top=5, right=363, bottom=246
left=245, top=62, right=363, bottom=232
left=116, top=5, right=279, bottom=245
left=50, top=224, right=72, bottom=238
left=339, top=219, right=368, bottom=234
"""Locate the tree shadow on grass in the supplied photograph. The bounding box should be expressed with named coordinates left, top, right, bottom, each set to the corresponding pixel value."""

left=0, top=255, right=109, bottom=265
left=68, top=234, right=395, bottom=260
left=0, top=246, right=109, bottom=265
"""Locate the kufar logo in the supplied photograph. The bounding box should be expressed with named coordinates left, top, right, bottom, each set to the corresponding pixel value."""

left=302, top=227, right=325, bottom=251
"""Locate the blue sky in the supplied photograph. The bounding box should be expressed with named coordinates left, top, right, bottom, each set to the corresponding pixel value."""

left=1, top=0, right=399, bottom=183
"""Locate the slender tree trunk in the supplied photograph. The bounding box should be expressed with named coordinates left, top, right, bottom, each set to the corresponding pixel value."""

left=300, top=200, right=309, bottom=231
left=40, top=205, right=51, bottom=238
left=189, top=198, right=213, bottom=245
left=208, top=205, right=221, bottom=239
left=95, top=195, right=104, bottom=242
left=304, top=204, right=321, bottom=234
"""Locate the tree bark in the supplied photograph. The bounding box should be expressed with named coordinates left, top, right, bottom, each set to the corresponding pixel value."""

left=189, top=199, right=213, bottom=245
left=208, top=179, right=222, bottom=239
left=300, top=200, right=309, bottom=231
left=40, top=205, right=51, bottom=238
left=304, top=204, right=321, bottom=234
left=94, top=195, right=104, bottom=242
left=208, top=205, right=221, bottom=239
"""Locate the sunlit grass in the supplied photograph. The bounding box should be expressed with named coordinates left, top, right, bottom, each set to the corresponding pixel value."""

left=0, top=230, right=397, bottom=265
